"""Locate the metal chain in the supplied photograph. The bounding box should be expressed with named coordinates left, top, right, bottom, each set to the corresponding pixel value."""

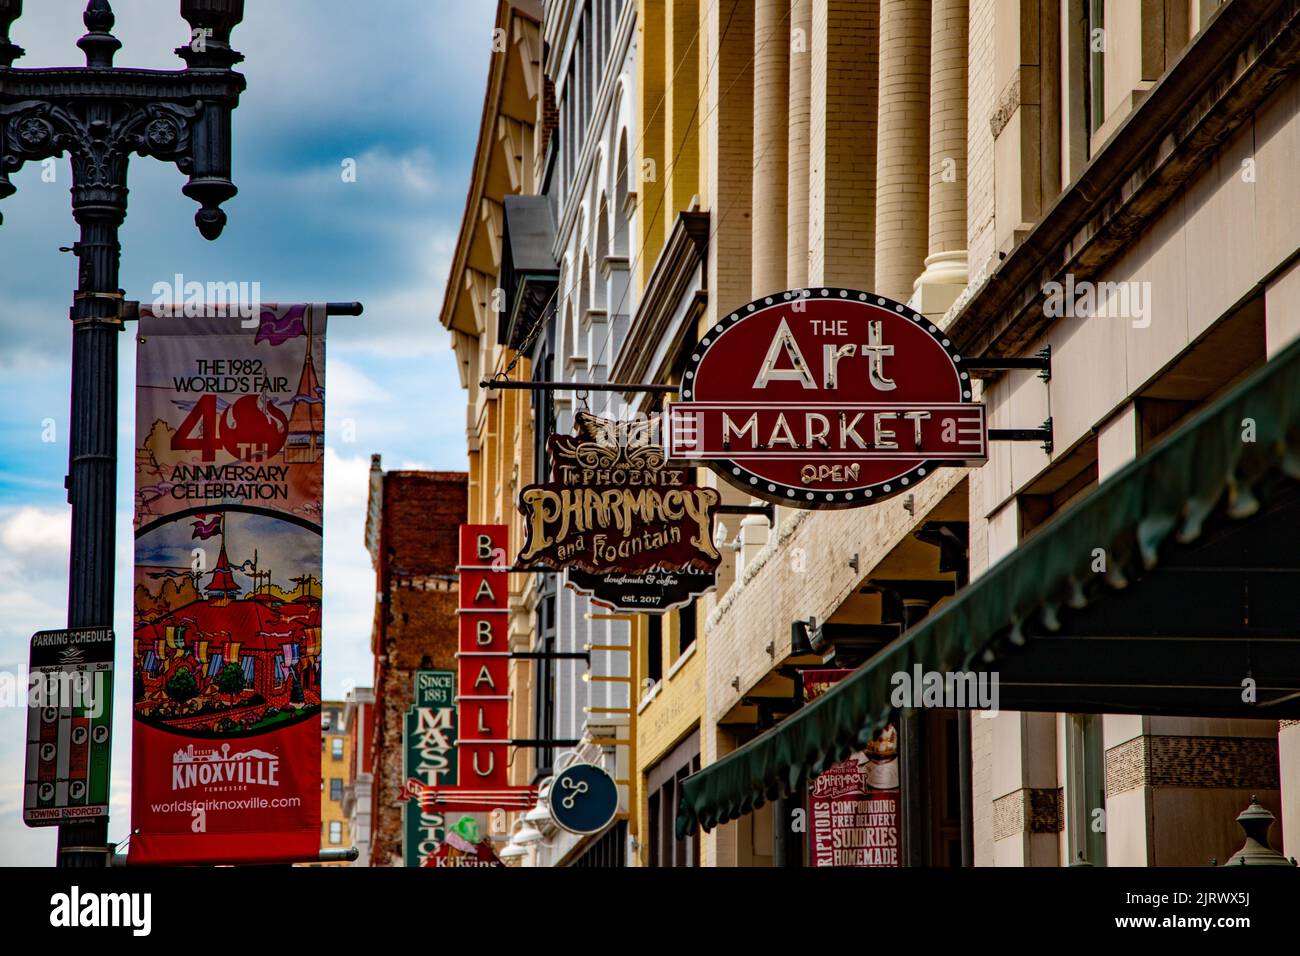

left=490, top=299, right=551, bottom=384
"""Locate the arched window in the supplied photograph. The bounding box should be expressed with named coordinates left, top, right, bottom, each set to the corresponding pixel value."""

left=613, top=128, right=631, bottom=257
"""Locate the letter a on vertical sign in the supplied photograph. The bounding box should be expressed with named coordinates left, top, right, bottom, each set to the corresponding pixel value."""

left=130, top=305, right=327, bottom=864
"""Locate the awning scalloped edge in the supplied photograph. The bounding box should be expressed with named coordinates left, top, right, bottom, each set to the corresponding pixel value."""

left=678, top=336, right=1300, bottom=836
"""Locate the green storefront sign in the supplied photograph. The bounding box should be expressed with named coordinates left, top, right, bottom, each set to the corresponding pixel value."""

left=402, top=670, right=457, bottom=867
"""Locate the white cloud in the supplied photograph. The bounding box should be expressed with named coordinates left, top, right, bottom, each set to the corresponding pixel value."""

left=328, top=355, right=392, bottom=410
left=0, top=506, right=71, bottom=557
left=0, top=507, right=72, bottom=664
left=289, top=147, right=445, bottom=202
left=322, top=448, right=379, bottom=699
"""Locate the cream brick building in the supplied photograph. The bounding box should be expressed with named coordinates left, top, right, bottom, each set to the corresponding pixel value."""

left=444, top=0, right=1300, bottom=867
left=616, top=0, right=1299, bottom=868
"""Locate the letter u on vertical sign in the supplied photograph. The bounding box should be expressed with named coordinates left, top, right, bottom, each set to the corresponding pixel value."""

left=457, top=525, right=510, bottom=789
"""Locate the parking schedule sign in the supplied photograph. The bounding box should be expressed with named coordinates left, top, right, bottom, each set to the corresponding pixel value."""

left=23, top=627, right=115, bottom=827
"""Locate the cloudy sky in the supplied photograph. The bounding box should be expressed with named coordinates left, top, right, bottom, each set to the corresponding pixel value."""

left=0, top=1, right=492, bottom=865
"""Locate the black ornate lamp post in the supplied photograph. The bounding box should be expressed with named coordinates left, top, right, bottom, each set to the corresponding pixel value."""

left=0, top=0, right=245, bottom=867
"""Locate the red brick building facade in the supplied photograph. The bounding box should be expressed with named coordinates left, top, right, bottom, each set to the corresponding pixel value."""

left=363, top=456, right=466, bottom=865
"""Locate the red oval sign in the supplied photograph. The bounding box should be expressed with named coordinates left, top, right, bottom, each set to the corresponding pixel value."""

left=666, top=289, right=986, bottom=507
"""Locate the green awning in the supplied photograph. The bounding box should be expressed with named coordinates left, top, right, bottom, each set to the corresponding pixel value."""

left=678, top=335, right=1300, bottom=836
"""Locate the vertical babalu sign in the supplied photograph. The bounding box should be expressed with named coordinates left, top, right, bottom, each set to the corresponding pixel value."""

left=130, top=305, right=327, bottom=864
left=403, top=670, right=457, bottom=867
left=458, top=525, right=510, bottom=790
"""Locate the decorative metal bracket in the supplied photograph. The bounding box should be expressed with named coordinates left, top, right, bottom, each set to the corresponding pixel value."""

left=966, top=347, right=1053, bottom=452
left=119, top=300, right=364, bottom=321
left=510, top=651, right=590, bottom=662
left=963, top=345, right=1052, bottom=381
left=989, top=417, right=1054, bottom=454
left=480, top=378, right=678, bottom=394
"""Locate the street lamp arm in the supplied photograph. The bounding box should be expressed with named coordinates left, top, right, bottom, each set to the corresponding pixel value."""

left=0, top=0, right=246, bottom=239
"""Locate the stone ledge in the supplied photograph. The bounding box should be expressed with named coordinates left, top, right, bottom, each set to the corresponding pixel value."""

left=1106, top=735, right=1281, bottom=797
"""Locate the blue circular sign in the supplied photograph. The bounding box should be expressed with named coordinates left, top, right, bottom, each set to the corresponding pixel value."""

left=550, top=762, right=619, bottom=835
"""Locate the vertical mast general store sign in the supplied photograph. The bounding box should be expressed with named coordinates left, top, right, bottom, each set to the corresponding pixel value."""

left=667, top=290, right=986, bottom=507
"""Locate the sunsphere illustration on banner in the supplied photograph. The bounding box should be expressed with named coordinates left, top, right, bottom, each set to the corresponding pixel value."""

left=667, top=290, right=988, bottom=508
left=129, top=304, right=327, bottom=865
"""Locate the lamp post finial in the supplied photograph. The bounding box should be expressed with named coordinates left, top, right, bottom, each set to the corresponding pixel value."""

left=0, top=0, right=24, bottom=67
left=78, top=0, right=120, bottom=68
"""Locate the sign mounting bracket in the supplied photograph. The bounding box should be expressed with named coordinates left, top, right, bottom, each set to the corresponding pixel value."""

left=988, top=418, right=1054, bottom=454
left=480, top=378, right=678, bottom=394
left=962, top=346, right=1052, bottom=381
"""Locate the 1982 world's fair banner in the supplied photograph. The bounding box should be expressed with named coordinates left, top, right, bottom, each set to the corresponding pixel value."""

left=130, top=305, right=327, bottom=864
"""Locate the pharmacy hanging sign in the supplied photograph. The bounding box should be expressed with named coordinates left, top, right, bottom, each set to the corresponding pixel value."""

left=518, top=413, right=721, bottom=575
left=666, top=290, right=986, bottom=507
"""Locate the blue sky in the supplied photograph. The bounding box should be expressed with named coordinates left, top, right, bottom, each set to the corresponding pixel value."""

left=0, top=0, right=493, bottom=865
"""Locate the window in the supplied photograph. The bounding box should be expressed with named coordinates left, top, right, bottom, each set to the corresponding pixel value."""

left=330, top=778, right=343, bottom=802
left=1086, top=0, right=1105, bottom=136
left=645, top=613, right=662, bottom=685
left=1065, top=714, right=1106, bottom=866
left=570, top=820, right=627, bottom=867
left=331, top=737, right=343, bottom=760
left=328, top=821, right=342, bottom=845
left=1017, top=437, right=1099, bottom=538
left=677, top=600, right=696, bottom=657
left=533, top=592, right=558, bottom=776
left=646, top=732, right=700, bottom=867
left=531, top=329, right=559, bottom=778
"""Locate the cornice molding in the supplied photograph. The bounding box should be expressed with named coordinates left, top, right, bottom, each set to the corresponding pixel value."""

left=610, top=211, right=710, bottom=391
left=947, top=0, right=1300, bottom=365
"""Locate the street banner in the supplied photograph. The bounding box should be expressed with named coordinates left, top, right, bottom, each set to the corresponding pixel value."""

left=803, top=669, right=900, bottom=867
left=129, top=305, right=327, bottom=864
left=403, top=670, right=458, bottom=867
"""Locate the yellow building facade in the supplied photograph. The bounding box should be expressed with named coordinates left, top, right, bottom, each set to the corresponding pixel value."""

left=318, top=700, right=350, bottom=865
left=622, top=0, right=1295, bottom=869
left=439, top=0, right=1296, bottom=868
left=439, top=0, right=547, bottom=826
